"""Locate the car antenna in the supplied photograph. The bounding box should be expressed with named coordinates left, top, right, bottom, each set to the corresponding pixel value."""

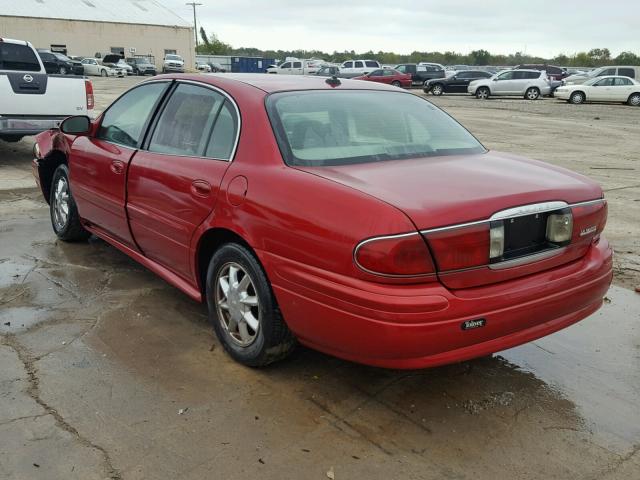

left=326, top=75, right=341, bottom=87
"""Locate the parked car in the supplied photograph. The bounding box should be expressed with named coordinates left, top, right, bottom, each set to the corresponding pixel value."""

left=353, top=68, right=412, bottom=88
left=339, top=59, right=381, bottom=77
left=555, top=76, right=640, bottom=106
left=394, top=63, right=446, bottom=87
left=32, top=74, right=612, bottom=369
left=196, top=62, right=212, bottom=72
left=469, top=69, right=551, bottom=100
left=126, top=57, right=157, bottom=76
left=424, top=70, right=493, bottom=95
left=103, top=54, right=133, bottom=75
left=36, top=49, right=76, bottom=75
left=563, top=66, right=640, bottom=85
left=208, top=62, right=226, bottom=73
left=80, top=58, right=119, bottom=77
left=163, top=54, right=185, bottom=73
left=315, top=65, right=341, bottom=77
left=0, top=38, right=93, bottom=143
left=515, top=64, right=567, bottom=81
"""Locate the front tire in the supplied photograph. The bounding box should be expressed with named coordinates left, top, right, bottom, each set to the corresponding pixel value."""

left=525, top=87, right=540, bottom=100
left=431, top=83, right=444, bottom=96
left=628, top=93, right=640, bottom=106
left=570, top=91, right=585, bottom=104
left=49, top=164, right=90, bottom=242
left=206, top=243, right=296, bottom=367
left=476, top=87, right=490, bottom=99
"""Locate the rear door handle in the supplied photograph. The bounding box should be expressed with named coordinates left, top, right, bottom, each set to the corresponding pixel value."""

left=110, top=160, right=125, bottom=175
left=190, top=179, right=212, bottom=197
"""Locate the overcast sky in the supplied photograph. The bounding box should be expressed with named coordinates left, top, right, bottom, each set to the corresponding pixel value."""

left=164, top=0, right=635, bottom=57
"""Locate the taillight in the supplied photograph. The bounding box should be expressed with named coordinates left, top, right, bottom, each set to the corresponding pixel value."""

left=571, top=200, right=607, bottom=242
left=85, top=80, right=94, bottom=110
left=424, top=223, right=489, bottom=271
left=355, top=234, right=435, bottom=277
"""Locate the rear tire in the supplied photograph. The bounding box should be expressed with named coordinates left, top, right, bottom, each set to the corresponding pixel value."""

left=59, top=66, right=67, bottom=75
left=49, top=164, right=90, bottom=242
left=628, top=93, right=640, bottom=106
left=476, top=87, right=490, bottom=99
left=525, top=87, right=540, bottom=100
left=100, top=69, right=108, bottom=77
left=206, top=243, right=296, bottom=367
left=570, top=91, right=585, bottom=104
left=391, top=80, right=401, bottom=87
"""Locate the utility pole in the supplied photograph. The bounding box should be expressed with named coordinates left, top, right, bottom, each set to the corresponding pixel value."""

left=186, top=2, right=203, bottom=49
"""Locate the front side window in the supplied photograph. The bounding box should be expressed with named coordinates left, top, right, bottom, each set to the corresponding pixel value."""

left=355, top=61, right=364, bottom=68
left=0, top=43, right=41, bottom=71
left=383, top=69, right=397, bottom=76
left=396, top=65, right=406, bottom=73
left=368, top=70, right=383, bottom=77
left=280, top=62, right=291, bottom=69
left=497, top=71, right=515, bottom=80
left=267, top=90, right=485, bottom=167
left=343, top=61, right=353, bottom=68
left=594, top=78, right=615, bottom=87
left=149, top=83, right=236, bottom=158
left=293, top=62, right=302, bottom=68
left=98, top=82, right=169, bottom=148
left=598, top=68, right=616, bottom=77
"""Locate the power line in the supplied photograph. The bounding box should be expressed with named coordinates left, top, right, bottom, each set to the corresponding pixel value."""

left=186, top=2, right=203, bottom=49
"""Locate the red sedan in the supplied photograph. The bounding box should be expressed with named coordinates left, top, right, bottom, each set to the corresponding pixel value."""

left=32, top=74, right=612, bottom=369
left=353, top=68, right=412, bottom=88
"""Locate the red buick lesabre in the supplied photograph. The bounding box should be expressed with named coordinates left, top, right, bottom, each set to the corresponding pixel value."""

left=32, top=74, right=612, bottom=369
left=353, top=68, right=413, bottom=88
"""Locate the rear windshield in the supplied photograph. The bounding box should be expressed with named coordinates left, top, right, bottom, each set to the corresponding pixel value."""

left=266, top=90, right=485, bottom=166
left=0, top=43, right=41, bottom=72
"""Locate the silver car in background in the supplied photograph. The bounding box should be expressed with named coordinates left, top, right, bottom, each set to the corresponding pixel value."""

left=468, top=69, right=551, bottom=100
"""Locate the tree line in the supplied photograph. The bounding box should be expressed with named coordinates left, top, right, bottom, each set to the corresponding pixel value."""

left=196, top=30, right=639, bottom=67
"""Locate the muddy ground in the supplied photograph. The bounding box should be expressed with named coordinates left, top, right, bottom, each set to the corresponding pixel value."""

left=0, top=76, right=639, bottom=479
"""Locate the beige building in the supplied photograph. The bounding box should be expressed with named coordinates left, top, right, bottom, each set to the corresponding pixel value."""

left=0, top=0, right=194, bottom=70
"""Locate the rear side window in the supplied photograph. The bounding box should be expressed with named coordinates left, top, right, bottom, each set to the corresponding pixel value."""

left=614, top=77, right=632, bottom=86
left=205, top=101, right=239, bottom=160
left=0, top=43, right=41, bottom=71
left=365, top=61, right=379, bottom=68
left=618, top=68, right=635, bottom=78
left=98, top=82, right=169, bottom=148
left=526, top=71, right=541, bottom=79
left=149, top=84, right=225, bottom=157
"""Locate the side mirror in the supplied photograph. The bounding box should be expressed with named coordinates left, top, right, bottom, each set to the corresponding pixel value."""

left=60, top=115, right=91, bottom=135
left=492, top=78, right=499, bottom=81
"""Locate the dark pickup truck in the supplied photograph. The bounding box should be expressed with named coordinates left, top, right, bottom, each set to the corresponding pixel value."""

left=394, top=64, right=446, bottom=87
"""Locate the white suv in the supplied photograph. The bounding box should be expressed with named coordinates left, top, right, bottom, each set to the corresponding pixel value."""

left=339, top=59, right=381, bottom=77
left=468, top=69, right=551, bottom=100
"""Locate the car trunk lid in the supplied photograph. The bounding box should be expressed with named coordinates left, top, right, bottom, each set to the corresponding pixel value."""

left=297, top=151, right=606, bottom=288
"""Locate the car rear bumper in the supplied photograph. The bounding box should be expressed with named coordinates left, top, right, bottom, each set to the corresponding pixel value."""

left=261, top=238, right=613, bottom=369
left=0, top=116, right=67, bottom=137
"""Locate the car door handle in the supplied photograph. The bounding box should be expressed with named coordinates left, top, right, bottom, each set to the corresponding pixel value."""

left=110, top=160, right=125, bottom=175
left=190, top=179, right=212, bottom=197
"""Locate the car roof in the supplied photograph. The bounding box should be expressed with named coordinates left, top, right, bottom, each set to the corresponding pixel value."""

left=188, top=73, right=403, bottom=93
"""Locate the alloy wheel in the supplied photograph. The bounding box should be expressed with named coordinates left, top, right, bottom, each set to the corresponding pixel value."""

left=432, top=84, right=443, bottom=96
left=476, top=88, right=489, bottom=99
left=629, top=93, right=640, bottom=106
left=52, top=176, right=70, bottom=231
left=215, top=262, right=260, bottom=346
left=526, top=88, right=540, bottom=100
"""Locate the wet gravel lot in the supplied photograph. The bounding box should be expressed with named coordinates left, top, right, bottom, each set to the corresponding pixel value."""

left=1, top=76, right=639, bottom=479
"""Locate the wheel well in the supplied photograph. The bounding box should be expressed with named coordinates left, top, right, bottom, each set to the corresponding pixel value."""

left=572, top=90, right=586, bottom=99
left=628, top=92, right=640, bottom=100
left=196, top=228, right=253, bottom=295
left=40, top=150, right=68, bottom=204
